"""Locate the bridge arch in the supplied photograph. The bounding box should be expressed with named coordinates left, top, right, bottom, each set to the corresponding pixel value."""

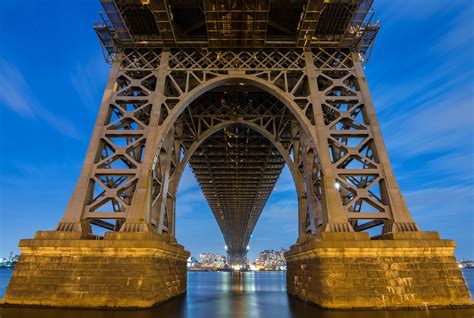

left=171, top=120, right=305, bottom=265
left=55, top=48, right=414, bottom=242
left=168, top=120, right=305, bottom=201
left=153, top=74, right=320, bottom=168
left=149, top=83, right=317, bottom=251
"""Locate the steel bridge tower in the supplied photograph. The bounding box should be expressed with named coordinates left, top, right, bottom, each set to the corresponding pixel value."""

left=2, top=0, right=471, bottom=309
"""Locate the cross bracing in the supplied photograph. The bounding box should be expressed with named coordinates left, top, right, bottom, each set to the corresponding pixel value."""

left=56, top=45, right=421, bottom=266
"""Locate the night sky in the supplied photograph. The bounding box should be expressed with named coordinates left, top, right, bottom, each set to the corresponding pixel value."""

left=0, top=0, right=472, bottom=261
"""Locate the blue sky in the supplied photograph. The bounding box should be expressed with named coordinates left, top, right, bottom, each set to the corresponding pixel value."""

left=0, top=0, right=473, bottom=261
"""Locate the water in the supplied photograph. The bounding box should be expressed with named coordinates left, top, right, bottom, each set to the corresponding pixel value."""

left=0, top=269, right=12, bottom=300
left=0, top=269, right=473, bottom=318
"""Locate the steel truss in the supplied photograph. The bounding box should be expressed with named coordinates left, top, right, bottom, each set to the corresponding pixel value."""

left=56, top=48, right=419, bottom=261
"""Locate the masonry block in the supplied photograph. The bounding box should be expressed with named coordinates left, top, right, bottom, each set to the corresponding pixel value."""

left=285, top=232, right=473, bottom=309
left=1, top=231, right=189, bottom=308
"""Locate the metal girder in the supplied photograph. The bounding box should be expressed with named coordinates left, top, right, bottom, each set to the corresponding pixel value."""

left=202, top=0, right=270, bottom=48
left=56, top=46, right=420, bottom=267
left=148, top=0, right=177, bottom=45
left=296, top=0, right=323, bottom=48
left=99, top=0, right=133, bottom=43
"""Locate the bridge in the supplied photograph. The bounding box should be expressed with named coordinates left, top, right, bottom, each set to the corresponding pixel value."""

left=2, top=0, right=471, bottom=310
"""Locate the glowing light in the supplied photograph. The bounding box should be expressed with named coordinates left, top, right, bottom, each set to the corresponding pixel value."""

left=246, top=245, right=250, bottom=250
left=225, top=245, right=228, bottom=251
left=335, top=182, right=341, bottom=190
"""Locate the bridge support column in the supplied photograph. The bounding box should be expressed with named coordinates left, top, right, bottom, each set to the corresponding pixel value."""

left=1, top=231, right=189, bottom=308
left=227, top=250, right=248, bottom=270
left=285, top=232, right=472, bottom=309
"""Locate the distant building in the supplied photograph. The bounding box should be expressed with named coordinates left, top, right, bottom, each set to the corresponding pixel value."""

left=187, top=256, right=198, bottom=269
left=200, top=253, right=226, bottom=270
left=186, top=249, right=290, bottom=271
left=254, top=248, right=287, bottom=271
left=0, top=252, right=19, bottom=269
left=457, top=259, right=474, bottom=269
left=187, top=253, right=227, bottom=271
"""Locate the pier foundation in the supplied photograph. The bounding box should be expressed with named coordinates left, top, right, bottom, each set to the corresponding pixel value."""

left=1, top=231, right=189, bottom=308
left=285, top=232, right=472, bottom=309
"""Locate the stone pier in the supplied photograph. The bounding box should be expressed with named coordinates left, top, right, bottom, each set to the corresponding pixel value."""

left=1, top=231, right=189, bottom=308
left=285, top=232, right=472, bottom=309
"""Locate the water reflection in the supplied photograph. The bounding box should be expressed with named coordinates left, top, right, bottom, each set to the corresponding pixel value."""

left=0, top=271, right=473, bottom=318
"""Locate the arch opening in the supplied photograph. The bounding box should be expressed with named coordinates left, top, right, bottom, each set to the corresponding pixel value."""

left=85, top=74, right=397, bottom=243
left=166, top=85, right=307, bottom=267
left=177, top=126, right=295, bottom=268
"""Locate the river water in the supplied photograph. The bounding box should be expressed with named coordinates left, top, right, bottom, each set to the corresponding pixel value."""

left=0, top=269, right=473, bottom=318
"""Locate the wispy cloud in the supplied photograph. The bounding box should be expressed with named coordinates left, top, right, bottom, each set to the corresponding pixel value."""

left=273, top=165, right=297, bottom=193
left=405, top=186, right=473, bottom=221
left=373, top=66, right=472, bottom=114
left=375, top=0, right=449, bottom=24
left=384, top=94, right=474, bottom=157
left=404, top=185, right=474, bottom=258
left=176, top=165, right=207, bottom=217
left=254, top=198, right=298, bottom=236
left=397, top=151, right=474, bottom=190
left=71, top=58, right=108, bottom=112
left=371, top=2, right=474, bottom=166
left=177, top=164, right=200, bottom=193
left=431, top=4, right=474, bottom=57
left=178, top=190, right=205, bottom=202
left=0, top=58, right=81, bottom=139
left=261, top=199, right=297, bottom=221
left=371, top=0, right=474, bottom=117
left=0, top=61, right=36, bottom=117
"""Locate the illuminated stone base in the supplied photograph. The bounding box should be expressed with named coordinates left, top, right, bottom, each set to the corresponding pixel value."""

left=285, top=232, right=472, bottom=309
left=1, top=231, right=189, bottom=308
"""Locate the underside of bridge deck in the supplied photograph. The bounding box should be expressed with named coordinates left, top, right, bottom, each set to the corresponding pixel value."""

left=177, top=89, right=292, bottom=266
left=189, top=126, right=285, bottom=265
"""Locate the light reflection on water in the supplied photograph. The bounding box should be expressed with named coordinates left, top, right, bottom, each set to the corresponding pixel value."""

left=0, top=270, right=473, bottom=318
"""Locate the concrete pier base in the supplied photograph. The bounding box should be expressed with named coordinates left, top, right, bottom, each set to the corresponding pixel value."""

left=285, top=232, right=472, bottom=309
left=1, top=231, right=189, bottom=308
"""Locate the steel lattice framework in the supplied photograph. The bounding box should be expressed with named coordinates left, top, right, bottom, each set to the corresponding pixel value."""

left=56, top=44, right=420, bottom=264
left=51, top=0, right=421, bottom=265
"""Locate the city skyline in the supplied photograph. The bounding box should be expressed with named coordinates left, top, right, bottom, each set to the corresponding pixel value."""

left=0, top=0, right=473, bottom=261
